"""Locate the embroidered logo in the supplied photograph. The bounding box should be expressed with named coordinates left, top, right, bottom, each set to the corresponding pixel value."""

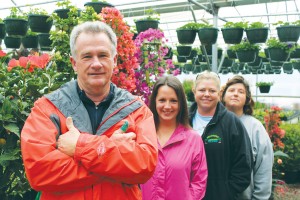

left=97, top=142, right=106, bottom=156
left=204, top=134, right=222, bottom=144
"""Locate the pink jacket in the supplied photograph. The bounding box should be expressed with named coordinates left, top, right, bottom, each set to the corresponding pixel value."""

left=141, top=124, right=207, bottom=200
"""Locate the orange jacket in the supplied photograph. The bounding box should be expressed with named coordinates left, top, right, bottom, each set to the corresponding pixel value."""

left=21, top=81, right=158, bottom=200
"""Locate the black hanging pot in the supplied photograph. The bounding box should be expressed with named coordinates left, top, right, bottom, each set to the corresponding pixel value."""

left=4, top=18, right=28, bottom=36
left=198, top=27, right=218, bottom=45
left=38, top=33, right=52, bottom=48
left=245, top=28, right=269, bottom=43
left=176, top=45, right=192, bottom=57
left=84, top=1, right=114, bottom=13
left=176, top=29, right=197, bottom=45
left=0, top=23, right=5, bottom=39
left=28, top=14, right=53, bottom=33
left=277, top=25, right=300, bottom=42
left=268, top=47, right=290, bottom=62
left=221, top=27, right=244, bottom=44
left=4, top=36, right=21, bottom=49
left=22, top=35, right=38, bottom=49
left=135, top=20, right=159, bottom=33
left=54, top=8, right=70, bottom=19
left=236, top=50, right=257, bottom=63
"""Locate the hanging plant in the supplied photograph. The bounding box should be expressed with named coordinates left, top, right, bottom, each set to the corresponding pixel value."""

left=133, top=28, right=178, bottom=104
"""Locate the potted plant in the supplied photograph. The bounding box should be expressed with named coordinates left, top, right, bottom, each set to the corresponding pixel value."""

left=280, top=123, right=300, bottom=184
left=4, top=7, right=28, bottom=36
left=198, top=23, right=218, bottom=45
left=134, top=8, right=160, bottom=33
left=22, top=29, right=38, bottom=49
left=0, top=18, right=5, bottom=39
left=176, top=22, right=202, bottom=45
left=176, top=44, right=192, bottom=57
left=221, top=21, right=248, bottom=44
left=291, top=59, right=300, bottom=70
left=84, top=0, right=114, bottom=14
left=4, top=35, right=21, bottom=49
left=290, top=44, right=300, bottom=58
left=256, top=81, right=273, bottom=93
left=231, top=38, right=260, bottom=63
left=275, top=20, right=300, bottom=42
left=245, top=21, right=269, bottom=43
left=53, top=0, right=79, bottom=19
left=28, top=7, right=53, bottom=33
left=266, top=37, right=295, bottom=62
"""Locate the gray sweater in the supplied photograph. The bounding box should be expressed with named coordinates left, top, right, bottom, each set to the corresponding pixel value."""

left=238, top=114, right=274, bottom=200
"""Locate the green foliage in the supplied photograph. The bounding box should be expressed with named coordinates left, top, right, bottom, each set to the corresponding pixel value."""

left=182, top=79, right=195, bottom=102
left=274, top=20, right=300, bottom=26
left=135, top=8, right=160, bottom=21
left=28, top=7, right=49, bottom=15
left=230, top=38, right=261, bottom=52
left=280, top=123, right=300, bottom=171
left=223, top=21, right=248, bottom=28
left=256, top=81, right=274, bottom=87
left=0, top=62, right=66, bottom=198
left=266, top=37, right=296, bottom=53
left=248, top=21, right=266, bottom=29
left=176, top=22, right=206, bottom=30
left=5, top=7, right=27, bottom=20
left=56, top=0, right=73, bottom=9
left=26, top=29, right=37, bottom=36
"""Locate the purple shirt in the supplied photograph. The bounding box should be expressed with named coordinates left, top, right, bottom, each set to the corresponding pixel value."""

left=141, top=124, right=207, bottom=200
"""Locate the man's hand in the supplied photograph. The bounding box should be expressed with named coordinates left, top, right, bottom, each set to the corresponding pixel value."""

left=57, top=117, right=80, bottom=156
left=110, top=127, right=136, bottom=143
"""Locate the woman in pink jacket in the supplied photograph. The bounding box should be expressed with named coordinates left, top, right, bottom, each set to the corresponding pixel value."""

left=141, top=76, right=208, bottom=200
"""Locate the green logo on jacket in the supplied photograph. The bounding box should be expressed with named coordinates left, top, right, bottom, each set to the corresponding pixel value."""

left=204, top=134, right=222, bottom=144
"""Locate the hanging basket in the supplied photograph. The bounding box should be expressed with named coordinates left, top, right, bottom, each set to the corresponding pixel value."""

left=258, top=85, right=271, bottom=93
left=198, top=27, right=218, bottom=45
left=268, top=48, right=290, bottom=62
left=290, top=48, right=300, bottom=58
left=176, top=29, right=197, bottom=45
left=135, top=20, right=159, bottom=33
left=28, top=14, right=53, bottom=33
left=22, top=35, right=38, bottom=49
left=4, top=36, right=21, bottom=49
left=4, top=18, right=28, bottom=36
left=0, top=23, right=5, bottom=39
left=176, top=45, right=192, bottom=57
left=221, top=27, right=244, bottom=44
left=84, top=1, right=114, bottom=13
left=38, top=33, right=52, bottom=49
left=277, top=25, right=300, bottom=42
left=245, top=28, right=269, bottom=43
left=236, top=50, right=257, bottom=63
left=54, top=8, right=70, bottom=19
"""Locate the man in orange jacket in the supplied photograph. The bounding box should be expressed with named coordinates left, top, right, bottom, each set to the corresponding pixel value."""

left=21, top=21, right=158, bottom=200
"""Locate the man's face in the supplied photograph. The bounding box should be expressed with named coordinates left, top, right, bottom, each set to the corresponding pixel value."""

left=70, top=32, right=117, bottom=93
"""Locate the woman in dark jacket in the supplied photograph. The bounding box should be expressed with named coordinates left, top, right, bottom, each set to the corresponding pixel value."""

left=189, top=70, right=253, bottom=200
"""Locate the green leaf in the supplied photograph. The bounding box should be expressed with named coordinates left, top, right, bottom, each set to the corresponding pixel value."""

left=274, top=150, right=289, bottom=158
left=4, top=123, right=20, bottom=137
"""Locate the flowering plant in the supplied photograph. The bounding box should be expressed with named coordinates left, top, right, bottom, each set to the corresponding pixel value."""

left=99, top=7, right=138, bottom=92
left=264, top=106, right=285, bottom=150
left=133, top=28, right=179, bottom=104
left=7, top=53, right=50, bottom=72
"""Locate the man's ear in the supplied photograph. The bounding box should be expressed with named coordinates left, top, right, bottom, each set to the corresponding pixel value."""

left=70, top=57, right=77, bottom=72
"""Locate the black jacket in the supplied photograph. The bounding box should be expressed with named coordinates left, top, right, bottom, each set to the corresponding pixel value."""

left=189, top=102, right=253, bottom=200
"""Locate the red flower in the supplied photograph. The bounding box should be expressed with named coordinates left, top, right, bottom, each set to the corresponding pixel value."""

left=0, top=50, right=7, bottom=57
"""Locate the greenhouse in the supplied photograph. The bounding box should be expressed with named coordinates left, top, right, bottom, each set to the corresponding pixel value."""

left=0, top=0, right=300, bottom=199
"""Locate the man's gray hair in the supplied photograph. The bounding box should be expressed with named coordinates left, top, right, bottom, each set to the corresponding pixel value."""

left=70, top=21, right=117, bottom=58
